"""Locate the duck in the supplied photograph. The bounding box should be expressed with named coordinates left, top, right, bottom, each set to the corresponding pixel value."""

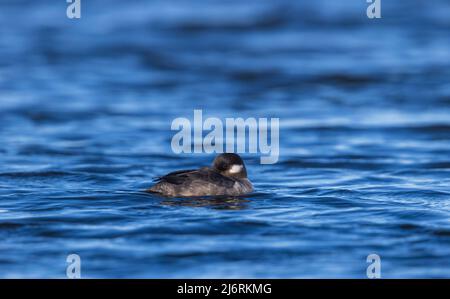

left=146, top=153, right=253, bottom=197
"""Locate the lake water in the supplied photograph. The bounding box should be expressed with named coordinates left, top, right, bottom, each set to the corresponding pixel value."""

left=0, top=0, right=449, bottom=278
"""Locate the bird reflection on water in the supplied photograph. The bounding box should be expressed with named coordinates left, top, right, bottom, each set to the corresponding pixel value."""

left=159, top=196, right=251, bottom=210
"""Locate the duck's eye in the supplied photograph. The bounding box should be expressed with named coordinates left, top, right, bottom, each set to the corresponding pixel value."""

left=229, top=164, right=243, bottom=174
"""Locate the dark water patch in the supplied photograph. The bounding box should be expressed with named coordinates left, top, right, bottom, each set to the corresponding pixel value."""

left=406, top=124, right=450, bottom=134
left=0, top=171, right=78, bottom=178
left=70, top=165, right=133, bottom=174
left=431, top=229, right=450, bottom=237
left=17, top=145, right=82, bottom=157
left=0, top=222, right=24, bottom=230
left=421, top=162, right=450, bottom=169
left=397, top=223, right=424, bottom=231
left=307, top=73, right=384, bottom=87
left=17, top=109, right=102, bottom=124
left=278, top=159, right=392, bottom=170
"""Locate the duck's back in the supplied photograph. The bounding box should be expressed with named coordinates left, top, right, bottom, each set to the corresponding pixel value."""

left=148, top=167, right=239, bottom=197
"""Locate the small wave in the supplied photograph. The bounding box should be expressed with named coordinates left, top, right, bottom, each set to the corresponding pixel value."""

left=0, top=171, right=76, bottom=178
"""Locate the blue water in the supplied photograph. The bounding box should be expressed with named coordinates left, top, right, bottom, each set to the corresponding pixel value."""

left=0, top=0, right=449, bottom=278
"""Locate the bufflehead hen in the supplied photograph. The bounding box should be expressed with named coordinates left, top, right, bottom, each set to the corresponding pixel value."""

left=147, top=153, right=253, bottom=197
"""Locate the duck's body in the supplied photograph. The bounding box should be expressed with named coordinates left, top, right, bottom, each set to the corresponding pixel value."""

left=147, top=153, right=253, bottom=197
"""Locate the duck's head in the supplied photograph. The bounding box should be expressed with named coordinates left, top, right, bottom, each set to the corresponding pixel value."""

left=212, top=153, right=248, bottom=179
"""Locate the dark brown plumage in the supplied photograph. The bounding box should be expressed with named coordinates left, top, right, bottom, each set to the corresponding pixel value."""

left=146, top=153, right=253, bottom=197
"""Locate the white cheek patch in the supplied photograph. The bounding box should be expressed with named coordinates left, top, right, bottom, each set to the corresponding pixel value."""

left=229, top=164, right=243, bottom=174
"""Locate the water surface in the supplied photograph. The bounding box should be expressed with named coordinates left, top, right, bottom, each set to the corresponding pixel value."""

left=0, top=0, right=449, bottom=278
